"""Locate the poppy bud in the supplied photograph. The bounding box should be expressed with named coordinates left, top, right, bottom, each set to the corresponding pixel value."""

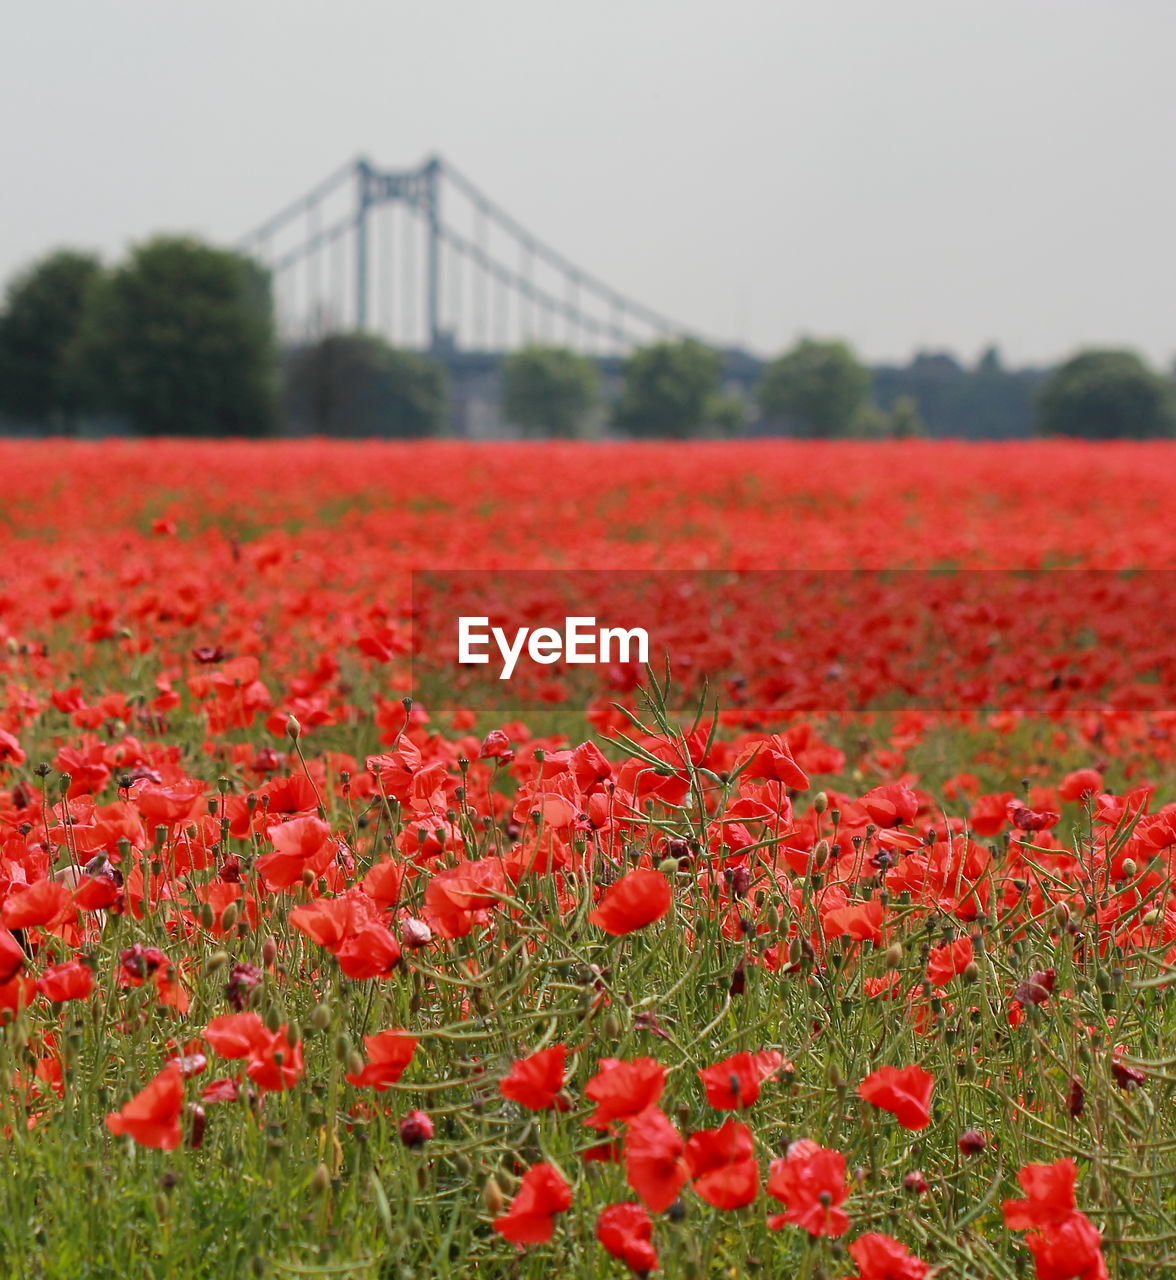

left=204, top=950, right=229, bottom=974
left=347, top=1049, right=365, bottom=1077
left=262, top=935, right=279, bottom=966
left=1067, top=1075, right=1086, bottom=1118
left=187, top=1101, right=206, bottom=1150
left=813, top=791, right=828, bottom=814
left=221, top=903, right=239, bottom=931
left=482, top=1174, right=505, bottom=1215
left=1120, top=858, right=1137, bottom=879
left=310, top=1004, right=332, bottom=1030
left=286, top=715, right=301, bottom=741
left=885, top=943, right=903, bottom=969
left=398, top=1110, right=434, bottom=1148
left=310, top=1163, right=331, bottom=1195
left=813, top=840, right=830, bottom=869
left=962, top=961, right=980, bottom=983
left=957, top=1129, right=987, bottom=1155
left=903, top=1169, right=928, bottom=1194
left=1053, top=902, right=1070, bottom=926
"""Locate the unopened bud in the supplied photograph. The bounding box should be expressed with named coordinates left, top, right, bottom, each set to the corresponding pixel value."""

left=885, top=943, right=903, bottom=970
left=813, top=791, right=828, bottom=814
left=483, top=1175, right=505, bottom=1215
left=262, top=936, right=278, bottom=966
left=310, top=1004, right=332, bottom=1030
left=286, top=715, right=301, bottom=741
left=310, top=1163, right=331, bottom=1195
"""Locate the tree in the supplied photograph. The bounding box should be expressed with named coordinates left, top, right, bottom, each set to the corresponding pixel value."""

left=283, top=332, right=446, bottom=438
left=69, top=236, right=278, bottom=436
left=758, top=338, right=870, bottom=438
left=704, top=391, right=748, bottom=438
left=502, top=345, right=600, bottom=438
left=887, top=394, right=926, bottom=439
left=1035, top=349, right=1176, bottom=440
left=614, top=338, right=722, bottom=439
left=0, top=250, right=104, bottom=430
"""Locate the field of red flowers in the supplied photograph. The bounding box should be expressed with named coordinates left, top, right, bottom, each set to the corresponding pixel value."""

left=1, top=439, right=1175, bottom=1280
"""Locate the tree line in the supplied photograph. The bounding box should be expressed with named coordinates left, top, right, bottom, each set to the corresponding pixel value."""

left=2, top=238, right=1174, bottom=441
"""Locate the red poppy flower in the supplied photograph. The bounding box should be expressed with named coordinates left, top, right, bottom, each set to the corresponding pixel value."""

left=738, top=736, right=810, bottom=790
left=925, top=937, right=974, bottom=985
left=255, top=815, right=334, bottom=891
left=1059, top=769, right=1102, bottom=803
left=684, top=1118, right=759, bottom=1209
left=1024, top=1213, right=1107, bottom=1280
left=499, top=1044, right=570, bottom=1111
left=335, top=922, right=402, bottom=979
left=2, top=879, right=73, bottom=930
left=0, top=928, right=25, bottom=983
left=588, top=869, right=672, bottom=935
left=767, top=1139, right=850, bottom=1237
left=1003, top=1159, right=1079, bottom=1230
left=37, top=960, right=94, bottom=1003
left=204, top=1012, right=268, bottom=1059
left=344, top=1028, right=418, bottom=1091
left=624, top=1107, right=690, bottom=1212
left=844, top=1232, right=928, bottom=1280
left=492, top=1162, right=573, bottom=1245
left=584, top=1057, right=666, bottom=1130
left=106, top=1063, right=185, bottom=1150
left=821, top=899, right=884, bottom=946
left=596, top=1202, right=659, bottom=1274
left=245, top=1025, right=304, bottom=1092
left=1003, top=1159, right=1106, bottom=1279
left=860, top=783, right=919, bottom=828
left=857, top=1064, right=935, bottom=1130
left=698, top=1049, right=785, bottom=1110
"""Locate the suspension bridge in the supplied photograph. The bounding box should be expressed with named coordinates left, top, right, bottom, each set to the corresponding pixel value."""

left=238, top=155, right=761, bottom=434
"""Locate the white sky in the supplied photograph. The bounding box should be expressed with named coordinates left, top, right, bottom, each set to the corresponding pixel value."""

left=2, top=0, right=1174, bottom=367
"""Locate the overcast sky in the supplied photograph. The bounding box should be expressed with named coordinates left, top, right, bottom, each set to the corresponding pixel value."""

left=2, top=1, right=1174, bottom=367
